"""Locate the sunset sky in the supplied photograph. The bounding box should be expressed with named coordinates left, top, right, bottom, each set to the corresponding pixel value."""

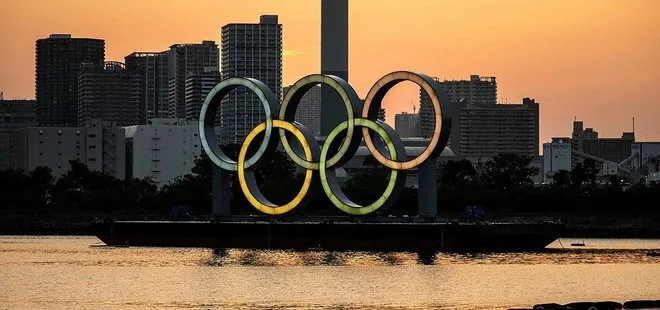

left=1, top=0, right=659, bottom=145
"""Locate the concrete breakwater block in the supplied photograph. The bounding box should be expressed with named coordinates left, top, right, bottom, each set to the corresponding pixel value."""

left=623, top=300, right=660, bottom=309
left=525, top=300, right=660, bottom=310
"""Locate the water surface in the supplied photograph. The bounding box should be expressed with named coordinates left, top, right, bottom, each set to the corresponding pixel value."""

left=1, top=236, right=659, bottom=309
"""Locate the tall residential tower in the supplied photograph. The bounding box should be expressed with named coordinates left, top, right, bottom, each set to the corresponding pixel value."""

left=125, top=51, right=170, bottom=122
left=77, top=61, right=142, bottom=127
left=35, top=34, right=105, bottom=126
left=167, top=41, right=219, bottom=119
left=220, top=15, right=282, bottom=144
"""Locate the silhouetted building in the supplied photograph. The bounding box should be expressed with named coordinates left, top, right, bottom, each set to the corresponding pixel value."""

left=419, top=75, right=497, bottom=138
left=78, top=62, right=142, bottom=127
left=185, top=70, right=221, bottom=121
left=321, top=0, right=348, bottom=135
left=0, top=99, right=37, bottom=129
left=220, top=15, right=282, bottom=144
left=572, top=120, right=635, bottom=163
left=125, top=51, right=170, bottom=121
left=11, top=120, right=125, bottom=179
left=168, top=41, right=219, bottom=119
left=0, top=99, right=37, bottom=168
left=124, top=119, right=201, bottom=186
left=451, top=98, right=539, bottom=158
left=283, top=85, right=321, bottom=136
left=35, top=34, right=105, bottom=127
left=395, top=112, right=419, bottom=138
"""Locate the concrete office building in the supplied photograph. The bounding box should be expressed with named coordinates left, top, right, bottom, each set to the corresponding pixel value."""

left=283, top=85, right=321, bottom=136
left=168, top=41, right=219, bottom=119
left=542, top=137, right=572, bottom=183
left=394, top=112, right=419, bottom=138
left=78, top=62, right=142, bottom=127
left=125, top=51, right=170, bottom=121
left=185, top=70, right=221, bottom=121
left=220, top=15, right=282, bottom=144
left=124, top=119, right=201, bottom=186
left=572, top=120, right=635, bottom=164
left=11, top=120, right=125, bottom=179
left=320, top=0, right=348, bottom=136
left=419, top=75, right=497, bottom=138
left=0, top=99, right=37, bottom=168
left=35, top=34, right=105, bottom=127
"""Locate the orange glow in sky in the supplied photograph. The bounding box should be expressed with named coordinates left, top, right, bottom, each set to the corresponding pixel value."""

left=1, top=0, right=659, bottom=145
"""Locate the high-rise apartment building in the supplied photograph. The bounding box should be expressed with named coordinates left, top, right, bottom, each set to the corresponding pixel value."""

left=35, top=34, right=105, bottom=126
left=394, top=112, right=419, bottom=138
left=453, top=98, right=539, bottom=158
left=419, top=75, right=496, bottom=138
left=283, top=85, right=321, bottom=136
left=125, top=51, right=170, bottom=121
left=78, top=62, right=142, bottom=127
left=220, top=15, right=282, bottom=144
left=418, top=75, right=536, bottom=158
left=185, top=70, right=221, bottom=121
left=168, top=41, right=219, bottom=119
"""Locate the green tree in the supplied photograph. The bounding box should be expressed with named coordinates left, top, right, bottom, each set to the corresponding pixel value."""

left=551, top=170, right=572, bottom=188
left=438, top=159, right=477, bottom=187
left=476, top=153, right=538, bottom=190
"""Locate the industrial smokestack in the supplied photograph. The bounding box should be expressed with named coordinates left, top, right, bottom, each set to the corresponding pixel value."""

left=320, top=0, right=349, bottom=136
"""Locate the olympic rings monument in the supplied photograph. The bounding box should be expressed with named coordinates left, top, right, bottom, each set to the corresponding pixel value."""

left=199, top=71, right=451, bottom=218
left=90, top=72, right=564, bottom=251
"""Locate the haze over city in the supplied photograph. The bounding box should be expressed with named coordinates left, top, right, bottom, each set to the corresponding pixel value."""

left=1, top=0, right=659, bottom=145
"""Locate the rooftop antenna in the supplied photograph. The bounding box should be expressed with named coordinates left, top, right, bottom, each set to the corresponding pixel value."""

left=0, top=90, right=3, bottom=100
left=633, top=117, right=635, bottom=134
left=410, top=101, right=416, bottom=114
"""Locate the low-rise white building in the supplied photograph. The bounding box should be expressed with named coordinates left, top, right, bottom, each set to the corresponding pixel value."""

left=542, top=137, right=572, bottom=183
left=124, top=119, right=201, bottom=186
left=11, top=120, right=125, bottom=179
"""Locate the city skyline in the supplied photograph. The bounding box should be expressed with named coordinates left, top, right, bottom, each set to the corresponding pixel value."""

left=1, top=0, right=660, bottom=145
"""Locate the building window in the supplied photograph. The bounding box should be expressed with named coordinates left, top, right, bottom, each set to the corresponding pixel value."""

left=89, top=158, right=96, bottom=162
left=89, top=134, right=96, bottom=138
left=89, top=145, right=96, bottom=149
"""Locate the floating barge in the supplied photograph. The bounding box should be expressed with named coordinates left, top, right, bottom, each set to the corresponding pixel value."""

left=91, top=217, right=564, bottom=252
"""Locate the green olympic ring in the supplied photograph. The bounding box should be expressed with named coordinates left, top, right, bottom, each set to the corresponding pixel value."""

left=199, top=71, right=451, bottom=215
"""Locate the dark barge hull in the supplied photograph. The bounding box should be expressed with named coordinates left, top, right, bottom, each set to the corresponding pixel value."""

left=91, top=220, right=564, bottom=252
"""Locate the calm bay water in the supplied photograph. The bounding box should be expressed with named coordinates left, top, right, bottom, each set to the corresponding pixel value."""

left=1, top=236, right=659, bottom=309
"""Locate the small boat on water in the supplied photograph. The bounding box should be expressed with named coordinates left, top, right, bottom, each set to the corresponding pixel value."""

left=570, top=240, right=586, bottom=247
left=647, top=250, right=660, bottom=257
